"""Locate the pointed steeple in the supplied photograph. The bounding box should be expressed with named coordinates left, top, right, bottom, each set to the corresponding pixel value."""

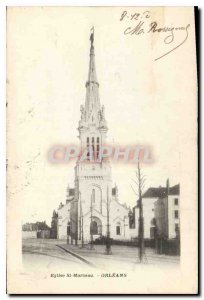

left=84, top=28, right=100, bottom=125
left=78, top=28, right=107, bottom=132
left=87, top=28, right=98, bottom=84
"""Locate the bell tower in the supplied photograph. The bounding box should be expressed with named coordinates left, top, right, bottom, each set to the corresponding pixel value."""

left=73, top=28, right=112, bottom=243
left=78, top=28, right=108, bottom=161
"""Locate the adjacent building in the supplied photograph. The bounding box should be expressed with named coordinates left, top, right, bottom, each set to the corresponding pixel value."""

left=154, top=184, right=180, bottom=239
left=22, top=221, right=50, bottom=239
left=133, top=182, right=180, bottom=240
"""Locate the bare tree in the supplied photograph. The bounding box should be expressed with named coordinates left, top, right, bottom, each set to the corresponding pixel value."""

left=131, top=161, right=146, bottom=263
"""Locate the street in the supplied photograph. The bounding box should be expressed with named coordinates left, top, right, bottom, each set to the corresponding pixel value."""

left=22, top=239, right=180, bottom=272
left=22, top=238, right=93, bottom=272
left=60, top=243, right=180, bottom=271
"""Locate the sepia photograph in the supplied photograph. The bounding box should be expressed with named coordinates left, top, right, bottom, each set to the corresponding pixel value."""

left=6, top=6, right=198, bottom=294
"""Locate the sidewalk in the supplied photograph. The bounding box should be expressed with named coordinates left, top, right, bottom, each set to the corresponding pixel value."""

left=59, top=243, right=180, bottom=270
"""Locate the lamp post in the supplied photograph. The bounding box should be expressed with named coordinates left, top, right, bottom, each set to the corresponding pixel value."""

left=70, top=219, right=73, bottom=245
left=105, top=186, right=112, bottom=255
left=90, top=190, right=94, bottom=250
left=79, top=191, right=84, bottom=248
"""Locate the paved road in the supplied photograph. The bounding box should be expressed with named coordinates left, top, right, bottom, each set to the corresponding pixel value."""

left=22, top=239, right=92, bottom=272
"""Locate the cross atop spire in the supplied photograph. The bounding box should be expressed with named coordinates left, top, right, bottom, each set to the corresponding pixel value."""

left=84, top=28, right=100, bottom=124
left=90, top=26, right=94, bottom=47
left=87, top=27, right=98, bottom=84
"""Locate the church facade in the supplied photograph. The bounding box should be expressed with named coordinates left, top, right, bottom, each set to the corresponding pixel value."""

left=51, top=31, right=132, bottom=243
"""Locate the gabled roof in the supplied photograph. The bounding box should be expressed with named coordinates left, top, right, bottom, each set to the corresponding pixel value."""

left=133, top=184, right=180, bottom=209
left=142, top=184, right=180, bottom=198
left=142, top=187, right=167, bottom=198
left=170, top=184, right=180, bottom=195
left=113, top=216, right=124, bottom=223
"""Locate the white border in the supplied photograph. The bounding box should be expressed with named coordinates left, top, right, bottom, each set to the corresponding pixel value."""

left=0, top=2, right=6, bottom=298
left=0, top=1, right=202, bottom=299
left=1, top=0, right=204, bottom=6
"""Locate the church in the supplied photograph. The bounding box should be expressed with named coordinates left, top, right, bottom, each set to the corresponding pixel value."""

left=51, top=30, right=132, bottom=243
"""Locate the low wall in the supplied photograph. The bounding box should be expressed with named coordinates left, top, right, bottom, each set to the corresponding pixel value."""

left=37, top=230, right=50, bottom=239
left=22, top=231, right=37, bottom=239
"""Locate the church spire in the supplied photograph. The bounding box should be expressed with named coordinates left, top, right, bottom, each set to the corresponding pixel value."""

left=87, top=27, right=98, bottom=84
left=78, top=28, right=107, bottom=131
left=84, top=28, right=100, bottom=125
left=86, top=27, right=99, bottom=87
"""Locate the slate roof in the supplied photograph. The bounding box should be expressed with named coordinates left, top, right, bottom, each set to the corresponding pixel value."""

left=142, top=184, right=180, bottom=198
left=133, top=184, right=180, bottom=209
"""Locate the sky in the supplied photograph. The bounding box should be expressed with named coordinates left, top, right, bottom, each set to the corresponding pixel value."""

left=7, top=7, right=196, bottom=226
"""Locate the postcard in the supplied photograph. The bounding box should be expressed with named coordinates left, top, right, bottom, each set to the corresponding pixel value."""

left=7, top=6, right=198, bottom=294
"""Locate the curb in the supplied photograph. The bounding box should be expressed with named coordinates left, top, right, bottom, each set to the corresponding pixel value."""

left=56, top=245, right=96, bottom=268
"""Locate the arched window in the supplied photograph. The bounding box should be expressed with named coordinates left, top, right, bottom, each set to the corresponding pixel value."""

left=87, top=137, right=90, bottom=160
left=90, top=221, right=98, bottom=235
left=92, top=137, right=95, bottom=158
left=151, top=218, right=156, bottom=226
left=67, top=221, right=71, bottom=235
left=96, top=137, right=100, bottom=159
left=150, top=218, right=156, bottom=239
left=116, top=222, right=121, bottom=235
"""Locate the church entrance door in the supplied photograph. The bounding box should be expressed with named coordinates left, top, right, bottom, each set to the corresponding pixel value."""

left=90, top=216, right=102, bottom=235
